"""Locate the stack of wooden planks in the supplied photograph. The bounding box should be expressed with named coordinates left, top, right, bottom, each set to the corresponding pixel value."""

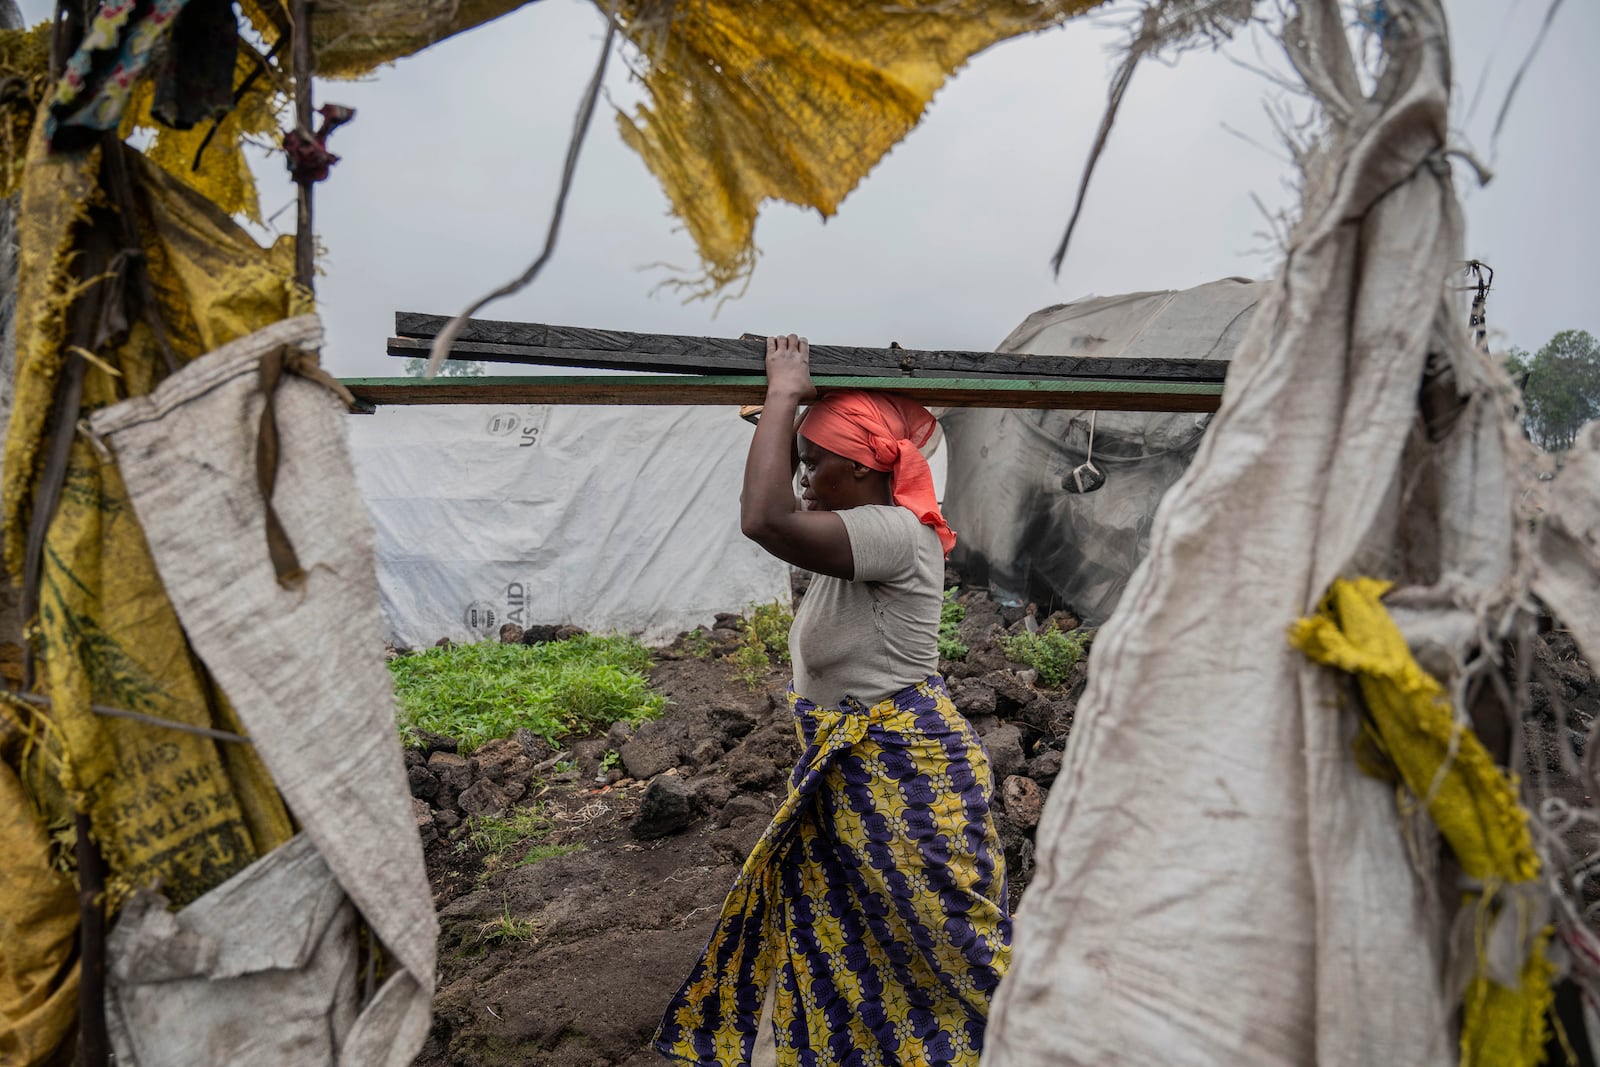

left=338, top=313, right=1230, bottom=412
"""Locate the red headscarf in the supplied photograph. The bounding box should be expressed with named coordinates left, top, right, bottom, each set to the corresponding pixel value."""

left=799, top=391, right=956, bottom=556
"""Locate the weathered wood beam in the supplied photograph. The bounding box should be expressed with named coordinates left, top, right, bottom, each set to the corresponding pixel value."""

left=389, top=314, right=1229, bottom=385
left=341, top=374, right=1223, bottom=413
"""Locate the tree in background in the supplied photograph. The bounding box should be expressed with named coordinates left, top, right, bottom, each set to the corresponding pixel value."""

left=1504, top=329, right=1600, bottom=452
left=402, top=356, right=486, bottom=378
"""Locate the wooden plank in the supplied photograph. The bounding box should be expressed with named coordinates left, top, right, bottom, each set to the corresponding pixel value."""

left=340, top=374, right=1223, bottom=413
left=390, top=315, right=1229, bottom=385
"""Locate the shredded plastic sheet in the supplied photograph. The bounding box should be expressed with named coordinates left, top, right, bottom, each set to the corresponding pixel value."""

left=1292, top=578, right=1552, bottom=1067
left=1, top=0, right=535, bottom=220
left=117, top=49, right=285, bottom=224
left=0, top=720, right=78, bottom=1066
left=11, top=1, right=1098, bottom=297
left=308, top=0, right=537, bottom=78
left=0, top=25, right=49, bottom=199
left=610, top=0, right=1102, bottom=295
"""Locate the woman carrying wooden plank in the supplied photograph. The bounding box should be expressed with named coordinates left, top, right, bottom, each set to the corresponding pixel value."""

left=654, top=335, right=1012, bottom=1066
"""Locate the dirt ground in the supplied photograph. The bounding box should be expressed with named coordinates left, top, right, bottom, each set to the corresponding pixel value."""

left=403, top=600, right=1598, bottom=1067
left=405, top=586, right=1080, bottom=1067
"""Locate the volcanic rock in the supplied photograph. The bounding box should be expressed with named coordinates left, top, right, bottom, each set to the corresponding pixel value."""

left=457, top=779, right=511, bottom=818
left=982, top=723, right=1026, bottom=784
left=621, top=732, right=686, bottom=782
left=428, top=751, right=472, bottom=795
left=1002, top=775, right=1045, bottom=828
left=413, top=797, right=438, bottom=846
left=630, top=775, right=699, bottom=839
left=1026, top=748, right=1063, bottom=787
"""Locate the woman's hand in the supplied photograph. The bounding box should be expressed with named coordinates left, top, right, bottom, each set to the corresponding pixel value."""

left=766, top=334, right=817, bottom=403
left=741, top=332, right=852, bottom=579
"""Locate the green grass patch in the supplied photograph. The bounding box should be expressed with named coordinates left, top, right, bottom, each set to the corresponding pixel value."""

left=1000, top=627, right=1089, bottom=687
left=727, top=640, right=772, bottom=690
left=515, top=841, right=583, bottom=868
left=390, top=634, right=664, bottom=752
left=938, top=589, right=968, bottom=661
left=475, top=902, right=538, bottom=946
left=681, top=628, right=715, bottom=659
left=465, top=805, right=585, bottom=886
left=723, top=599, right=794, bottom=690
left=466, top=806, right=552, bottom=858
left=743, top=600, right=793, bottom=663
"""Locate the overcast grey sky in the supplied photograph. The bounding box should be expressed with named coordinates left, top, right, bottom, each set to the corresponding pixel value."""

left=18, top=0, right=1597, bottom=373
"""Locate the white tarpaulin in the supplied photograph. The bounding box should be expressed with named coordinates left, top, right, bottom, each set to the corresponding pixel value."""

left=345, top=403, right=791, bottom=647
left=984, top=3, right=1600, bottom=1065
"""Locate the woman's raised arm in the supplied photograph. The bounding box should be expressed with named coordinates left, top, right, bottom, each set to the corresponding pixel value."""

left=739, top=335, right=855, bottom=579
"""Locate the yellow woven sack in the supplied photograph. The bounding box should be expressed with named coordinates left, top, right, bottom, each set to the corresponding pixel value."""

left=0, top=706, right=78, bottom=1067
left=610, top=0, right=1102, bottom=295
left=1291, top=578, right=1552, bottom=1067
left=1, top=110, right=303, bottom=931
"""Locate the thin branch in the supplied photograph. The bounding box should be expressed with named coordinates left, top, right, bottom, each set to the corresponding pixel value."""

left=1049, top=25, right=1145, bottom=276
left=6, top=690, right=254, bottom=744
left=1490, top=0, right=1566, bottom=154
left=426, top=15, right=618, bottom=377
left=1219, top=120, right=1294, bottom=165
left=1462, top=0, right=1523, bottom=125
left=1051, top=0, right=1258, bottom=276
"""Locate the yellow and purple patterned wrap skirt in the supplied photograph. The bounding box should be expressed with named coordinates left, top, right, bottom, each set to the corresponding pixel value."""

left=654, top=675, right=1012, bottom=1066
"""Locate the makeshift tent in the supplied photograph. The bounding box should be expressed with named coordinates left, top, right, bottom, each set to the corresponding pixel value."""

left=941, top=276, right=1261, bottom=623
left=984, top=3, right=1600, bottom=1066
left=346, top=404, right=791, bottom=646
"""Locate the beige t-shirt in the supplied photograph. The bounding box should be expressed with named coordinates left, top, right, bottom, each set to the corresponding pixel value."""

left=789, top=504, right=944, bottom=709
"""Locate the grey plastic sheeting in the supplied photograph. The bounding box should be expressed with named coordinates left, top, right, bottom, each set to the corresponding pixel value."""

left=941, top=278, right=1261, bottom=623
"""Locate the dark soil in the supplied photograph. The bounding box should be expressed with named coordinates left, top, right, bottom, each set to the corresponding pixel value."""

left=406, top=586, right=1083, bottom=1067
left=404, top=596, right=1598, bottom=1067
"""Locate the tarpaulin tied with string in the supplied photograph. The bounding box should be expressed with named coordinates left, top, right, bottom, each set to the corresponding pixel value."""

left=1291, top=579, right=1553, bottom=1067
left=981, top=2, right=1600, bottom=1066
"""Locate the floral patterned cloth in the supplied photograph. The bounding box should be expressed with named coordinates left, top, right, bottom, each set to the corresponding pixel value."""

left=47, top=0, right=237, bottom=150
left=655, top=676, right=1011, bottom=1066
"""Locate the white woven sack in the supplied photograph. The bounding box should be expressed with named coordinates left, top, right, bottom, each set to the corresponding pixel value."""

left=90, top=315, right=436, bottom=1067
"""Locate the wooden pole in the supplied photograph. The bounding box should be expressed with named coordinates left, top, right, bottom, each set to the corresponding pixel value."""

left=75, top=812, right=109, bottom=1066
left=291, top=0, right=314, bottom=294
left=388, top=316, right=1231, bottom=386
left=340, top=373, right=1224, bottom=413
